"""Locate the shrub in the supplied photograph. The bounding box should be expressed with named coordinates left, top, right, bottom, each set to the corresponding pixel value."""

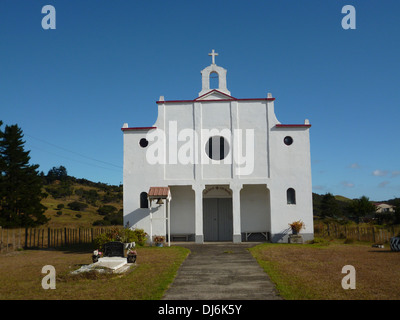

left=57, top=204, right=64, bottom=209
left=75, top=213, right=82, bottom=218
left=97, top=205, right=117, bottom=216
left=68, top=201, right=88, bottom=211
left=92, top=227, right=148, bottom=250
left=56, top=211, right=62, bottom=216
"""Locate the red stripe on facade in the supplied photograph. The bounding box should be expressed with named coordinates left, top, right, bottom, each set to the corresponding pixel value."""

left=275, top=124, right=311, bottom=128
left=156, top=98, right=275, bottom=104
left=121, top=127, right=157, bottom=131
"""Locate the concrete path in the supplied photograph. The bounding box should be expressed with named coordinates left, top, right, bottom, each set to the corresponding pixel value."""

left=162, top=243, right=282, bottom=300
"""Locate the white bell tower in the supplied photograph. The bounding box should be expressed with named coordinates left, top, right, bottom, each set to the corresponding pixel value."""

left=199, top=49, right=231, bottom=97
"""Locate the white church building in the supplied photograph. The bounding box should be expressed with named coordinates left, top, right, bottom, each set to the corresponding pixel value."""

left=122, top=50, right=313, bottom=244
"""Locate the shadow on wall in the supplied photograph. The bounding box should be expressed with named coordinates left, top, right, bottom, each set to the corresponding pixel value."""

left=123, top=207, right=159, bottom=229
left=270, top=227, right=291, bottom=243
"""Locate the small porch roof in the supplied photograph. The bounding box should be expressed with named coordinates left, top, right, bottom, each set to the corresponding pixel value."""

left=148, top=187, right=171, bottom=199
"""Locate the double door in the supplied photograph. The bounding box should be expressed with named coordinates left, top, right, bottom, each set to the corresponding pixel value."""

left=203, top=198, right=233, bottom=241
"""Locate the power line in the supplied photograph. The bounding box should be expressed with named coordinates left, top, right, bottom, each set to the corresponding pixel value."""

left=25, top=133, right=122, bottom=169
left=28, top=143, right=122, bottom=172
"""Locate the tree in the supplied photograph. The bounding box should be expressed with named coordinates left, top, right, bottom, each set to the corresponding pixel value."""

left=392, top=198, right=400, bottom=225
left=320, top=193, right=341, bottom=218
left=67, top=201, right=88, bottom=212
left=0, top=123, right=48, bottom=227
left=47, top=165, right=68, bottom=183
left=347, top=196, right=376, bottom=223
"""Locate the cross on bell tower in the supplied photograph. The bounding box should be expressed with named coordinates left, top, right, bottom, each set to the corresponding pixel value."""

left=199, top=50, right=230, bottom=97
left=208, top=49, right=218, bottom=65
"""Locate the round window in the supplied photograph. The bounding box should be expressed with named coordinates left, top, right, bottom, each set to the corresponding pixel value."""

left=139, top=138, right=149, bottom=148
left=284, top=136, right=293, bottom=146
left=205, top=136, right=229, bottom=160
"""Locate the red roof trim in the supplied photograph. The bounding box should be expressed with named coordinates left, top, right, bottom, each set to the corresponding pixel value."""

left=195, top=89, right=236, bottom=100
left=275, top=124, right=311, bottom=128
left=156, top=97, right=275, bottom=104
left=121, top=126, right=157, bottom=131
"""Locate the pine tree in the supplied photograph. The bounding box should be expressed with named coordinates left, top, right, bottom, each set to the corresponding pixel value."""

left=0, top=123, right=48, bottom=227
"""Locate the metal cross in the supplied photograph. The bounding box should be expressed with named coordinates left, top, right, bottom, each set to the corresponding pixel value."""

left=208, top=49, right=218, bottom=65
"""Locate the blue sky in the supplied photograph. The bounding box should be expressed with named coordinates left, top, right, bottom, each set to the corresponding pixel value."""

left=1, top=0, right=399, bottom=201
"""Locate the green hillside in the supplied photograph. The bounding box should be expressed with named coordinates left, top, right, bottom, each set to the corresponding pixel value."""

left=42, top=177, right=123, bottom=228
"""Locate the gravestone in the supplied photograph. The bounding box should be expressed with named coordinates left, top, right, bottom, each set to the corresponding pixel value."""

left=104, top=241, right=125, bottom=257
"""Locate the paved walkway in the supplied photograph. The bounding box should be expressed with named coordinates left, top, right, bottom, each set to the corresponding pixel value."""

left=162, top=243, right=282, bottom=300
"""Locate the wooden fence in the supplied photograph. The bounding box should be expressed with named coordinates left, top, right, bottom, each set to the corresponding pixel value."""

left=0, top=226, right=120, bottom=253
left=314, top=223, right=400, bottom=243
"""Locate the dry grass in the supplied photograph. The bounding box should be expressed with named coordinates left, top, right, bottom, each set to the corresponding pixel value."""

left=0, top=245, right=189, bottom=300
left=250, top=240, right=400, bottom=300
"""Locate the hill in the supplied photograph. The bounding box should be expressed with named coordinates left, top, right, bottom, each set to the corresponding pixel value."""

left=41, top=177, right=123, bottom=228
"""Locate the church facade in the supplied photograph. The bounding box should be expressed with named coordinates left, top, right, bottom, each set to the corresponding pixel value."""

left=122, top=51, right=313, bottom=243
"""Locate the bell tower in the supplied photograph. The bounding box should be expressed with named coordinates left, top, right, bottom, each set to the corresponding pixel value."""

left=199, top=49, right=231, bottom=97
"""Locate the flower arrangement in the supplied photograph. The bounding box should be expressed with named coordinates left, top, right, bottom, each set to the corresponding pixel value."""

left=289, top=220, right=305, bottom=234
left=153, top=235, right=165, bottom=244
left=92, top=249, right=103, bottom=263
left=127, top=249, right=137, bottom=256
left=127, top=248, right=137, bottom=263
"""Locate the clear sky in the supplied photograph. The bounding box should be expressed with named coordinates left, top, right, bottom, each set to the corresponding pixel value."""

left=1, top=0, right=399, bottom=201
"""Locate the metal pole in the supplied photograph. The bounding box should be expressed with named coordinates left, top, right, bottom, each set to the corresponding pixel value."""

left=167, top=200, right=171, bottom=247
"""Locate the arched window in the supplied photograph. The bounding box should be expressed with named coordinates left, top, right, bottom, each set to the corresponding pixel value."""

left=287, top=188, right=296, bottom=205
left=209, top=71, right=219, bottom=89
left=140, top=192, right=149, bottom=208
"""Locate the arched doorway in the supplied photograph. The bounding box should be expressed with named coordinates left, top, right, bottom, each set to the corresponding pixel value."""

left=203, top=185, right=233, bottom=241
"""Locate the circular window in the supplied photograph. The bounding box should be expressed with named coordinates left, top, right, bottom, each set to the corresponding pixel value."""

left=205, top=136, right=229, bottom=160
left=139, top=138, right=149, bottom=148
left=284, top=136, right=293, bottom=146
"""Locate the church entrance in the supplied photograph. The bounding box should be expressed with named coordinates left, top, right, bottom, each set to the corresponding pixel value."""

left=203, top=198, right=233, bottom=241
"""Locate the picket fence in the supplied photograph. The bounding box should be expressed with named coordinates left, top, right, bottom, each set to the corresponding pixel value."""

left=0, top=226, right=120, bottom=253
left=314, top=223, right=400, bottom=243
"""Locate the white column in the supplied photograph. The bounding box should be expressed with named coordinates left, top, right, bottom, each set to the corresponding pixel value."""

left=192, top=184, right=204, bottom=243
left=230, top=183, right=243, bottom=243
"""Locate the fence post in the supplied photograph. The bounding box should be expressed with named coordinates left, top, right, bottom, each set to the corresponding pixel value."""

left=47, top=228, right=50, bottom=248
left=24, top=228, right=28, bottom=249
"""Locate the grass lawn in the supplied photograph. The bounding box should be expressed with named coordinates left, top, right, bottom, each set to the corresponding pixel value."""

left=0, top=245, right=189, bottom=300
left=250, top=239, right=400, bottom=300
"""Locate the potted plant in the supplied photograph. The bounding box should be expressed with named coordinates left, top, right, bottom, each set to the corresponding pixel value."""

left=153, top=235, right=165, bottom=247
left=127, top=248, right=137, bottom=263
left=289, top=220, right=305, bottom=235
